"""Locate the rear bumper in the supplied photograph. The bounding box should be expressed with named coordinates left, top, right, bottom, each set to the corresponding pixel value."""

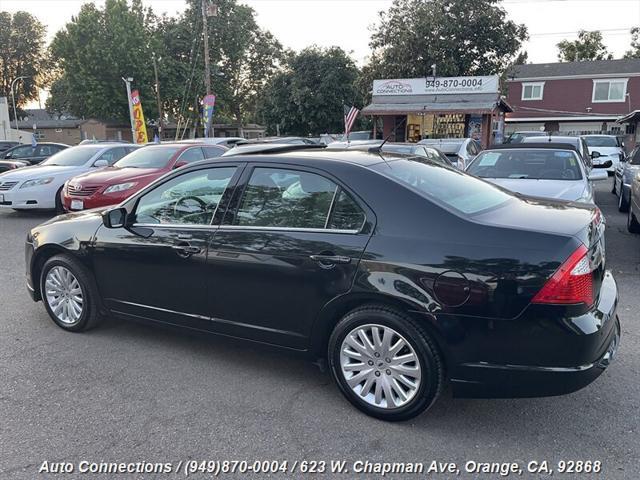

left=449, top=271, right=620, bottom=398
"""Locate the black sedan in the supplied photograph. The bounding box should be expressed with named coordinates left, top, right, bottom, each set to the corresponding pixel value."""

left=2, top=142, right=68, bottom=165
left=0, top=159, right=29, bottom=173
left=25, top=147, right=620, bottom=421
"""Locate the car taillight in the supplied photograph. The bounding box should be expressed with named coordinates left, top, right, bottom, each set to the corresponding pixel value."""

left=532, top=244, right=594, bottom=307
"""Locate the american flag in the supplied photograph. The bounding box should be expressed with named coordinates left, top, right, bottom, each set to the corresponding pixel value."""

left=343, top=105, right=359, bottom=137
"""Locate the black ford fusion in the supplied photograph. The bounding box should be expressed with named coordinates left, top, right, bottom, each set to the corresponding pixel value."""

left=25, top=146, right=620, bottom=421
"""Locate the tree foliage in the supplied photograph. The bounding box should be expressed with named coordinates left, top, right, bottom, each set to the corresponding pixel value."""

left=0, top=11, right=48, bottom=118
left=259, top=47, right=360, bottom=136
left=47, top=0, right=158, bottom=121
left=557, top=30, right=613, bottom=62
left=624, top=27, right=640, bottom=59
left=366, top=0, right=528, bottom=79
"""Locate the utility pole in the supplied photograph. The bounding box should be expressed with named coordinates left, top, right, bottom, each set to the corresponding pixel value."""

left=121, top=77, right=136, bottom=143
left=201, top=0, right=217, bottom=137
left=152, top=53, right=163, bottom=140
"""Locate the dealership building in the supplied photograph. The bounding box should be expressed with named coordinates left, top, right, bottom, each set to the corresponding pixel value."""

left=361, top=76, right=512, bottom=147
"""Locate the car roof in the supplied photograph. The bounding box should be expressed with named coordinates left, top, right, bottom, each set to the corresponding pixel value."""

left=580, top=134, right=617, bottom=137
left=488, top=143, right=579, bottom=152
left=218, top=147, right=406, bottom=167
left=522, top=136, right=579, bottom=144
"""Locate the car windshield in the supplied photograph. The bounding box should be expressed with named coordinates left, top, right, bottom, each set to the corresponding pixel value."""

left=419, top=141, right=462, bottom=154
left=584, top=136, right=619, bottom=147
left=115, top=146, right=181, bottom=169
left=370, top=158, right=512, bottom=215
left=467, top=149, right=583, bottom=181
left=41, top=147, right=103, bottom=166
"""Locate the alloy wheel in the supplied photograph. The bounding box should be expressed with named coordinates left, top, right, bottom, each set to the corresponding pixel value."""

left=45, top=266, right=84, bottom=325
left=340, top=324, right=422, bottom=409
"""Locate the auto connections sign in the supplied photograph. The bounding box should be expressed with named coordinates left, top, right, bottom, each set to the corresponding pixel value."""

left=373, top=76, right=499, bottom=96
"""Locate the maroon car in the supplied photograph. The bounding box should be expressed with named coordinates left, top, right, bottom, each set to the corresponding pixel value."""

left=62, top=143, right=226, bottom=211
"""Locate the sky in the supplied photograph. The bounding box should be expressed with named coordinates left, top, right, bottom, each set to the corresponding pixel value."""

left=2, top=0, right=640, bottom=106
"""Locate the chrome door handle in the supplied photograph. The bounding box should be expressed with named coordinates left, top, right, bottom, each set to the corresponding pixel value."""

left=310, top=254, right=352, bottom=265
left=172, top=243, right=202, bottom=256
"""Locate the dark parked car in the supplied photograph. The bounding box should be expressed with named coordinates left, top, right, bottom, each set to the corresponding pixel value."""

left=504, top=131, right=549, bottom=144
left=522, top=135, right=595, bottom=170
left=613, top=144, right=640, bottom=212
left=2, top=142, right=68, bottom=165
left=0, top=159, right=29, bottom=173
left=26, top=147, right=619, bottom=421
left=628, top=170, right=640, bottom=234
left=0, top=141, right=19, bottom=153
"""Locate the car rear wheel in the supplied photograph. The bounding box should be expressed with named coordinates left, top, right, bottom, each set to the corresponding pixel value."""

left=618, top=187, right=629, bottom=212
left=328, top=305, right=443, bottom=421
left=40, top=254, right=102, bottom=331
left=628, top=206, right=640, bottom=234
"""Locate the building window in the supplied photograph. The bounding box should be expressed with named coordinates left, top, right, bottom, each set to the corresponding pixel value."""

left=592, top=79, right=628, bottom=103
left=521, top=82, right=544, bottom=101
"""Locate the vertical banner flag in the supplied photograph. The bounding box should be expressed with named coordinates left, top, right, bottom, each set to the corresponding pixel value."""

left=344, top=105, right=359, bottom=139
left=130, top=90, right=148, bottom=144
left=202, top=94, right=216, bottom=137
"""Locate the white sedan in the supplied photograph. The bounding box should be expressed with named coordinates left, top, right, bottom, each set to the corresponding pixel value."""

left=0, top=144, right=139, bottom=211
left=465, top=145, right=609, bottom=204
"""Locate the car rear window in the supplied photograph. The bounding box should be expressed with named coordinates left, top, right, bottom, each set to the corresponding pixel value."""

left=370, top=158, right=511, bottom=215
left=418, top=141, right=462, bottom=154
left=583, top=136, right=619, bottom=147
left=467, top=149, right=583, bottom=181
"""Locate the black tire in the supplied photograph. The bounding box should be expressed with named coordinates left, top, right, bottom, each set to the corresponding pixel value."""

left=618, top=186, right=630, bottom=212
left=40, top=254, right=102, bottom=332
left=628, top=206, right=640, bottom=234
left=328, top=305, right=444, bottom=421
left=54, top=187, right=64, bottom=214
left=611, top=177, right=617, bottom=194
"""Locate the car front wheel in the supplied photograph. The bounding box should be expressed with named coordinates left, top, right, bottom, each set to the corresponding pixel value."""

left=40, top=254, right=102, bottom=331
left=328, top=305, right=443, bottom=421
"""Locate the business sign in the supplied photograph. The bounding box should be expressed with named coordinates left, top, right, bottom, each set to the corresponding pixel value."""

left=202, top=94, right=216, bottom=137
left=373, top=76, right=499, bottom=96
left=130, top=90, right=148, bottom=144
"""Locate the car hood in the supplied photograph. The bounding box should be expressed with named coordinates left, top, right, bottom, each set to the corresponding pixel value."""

left=484, top=178, right=586, bottom=202
left=68, top=166, right=164, bottom=187
left=0, top=164, right=89, bottom=182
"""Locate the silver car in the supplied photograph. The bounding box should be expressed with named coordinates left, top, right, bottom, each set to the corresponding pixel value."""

left=417, top=138, right=481, bottom=169
left=581, top=134, right=624, bottom=173
left=612, top=144, right=640, bottom=212
left=465, top=145, right=609, bottom=204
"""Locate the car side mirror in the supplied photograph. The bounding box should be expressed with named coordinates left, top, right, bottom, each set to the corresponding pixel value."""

left=590, top=151, right=601, bottom=159
left=102, top=207, right=128, bottom=228
left=94, top=159, right=109, bottom=167
left=588, top=170, right=608, bottom=181
left=173, top=161, right=188, bottom=169
left=4, top=151, right=12, bottom=158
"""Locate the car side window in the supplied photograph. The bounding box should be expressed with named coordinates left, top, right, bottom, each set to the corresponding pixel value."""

left=178, top=147, right=205, bottom=164
left=96, top=147, right=126, bottom=165
left=630, top=148, right=640, bottom=165
left=11, top=146, right=36, bottom=158
left=203, top=146, right=225, bottom=158
left=135, top=167, right=237, bottom=225
left=328, top=190, right=366, bottom=230
left=36, top=145, right=55, bottom=156
left=235, top=168, right=338, bottom=229
left=466, top=142, right=476, bottom=155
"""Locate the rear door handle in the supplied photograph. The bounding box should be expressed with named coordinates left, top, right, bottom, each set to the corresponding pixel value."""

left=310, top=254, right=352, bottom=265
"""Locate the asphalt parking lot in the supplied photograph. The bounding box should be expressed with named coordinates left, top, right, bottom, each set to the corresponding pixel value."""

left=1, top=181, right=639, bottom=479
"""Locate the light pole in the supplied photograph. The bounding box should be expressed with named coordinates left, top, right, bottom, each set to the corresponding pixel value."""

left=10, top=76, right=29, bottom=138
left=121, top=77, right=136, bottom=143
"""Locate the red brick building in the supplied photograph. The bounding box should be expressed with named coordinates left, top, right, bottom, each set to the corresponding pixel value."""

left=505, top=59, right=640, bottom=138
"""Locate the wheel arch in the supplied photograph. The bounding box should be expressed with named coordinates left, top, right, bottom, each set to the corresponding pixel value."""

left=309, top=292, right=450, bottom=367
left=31, top=245, right=76, bottom=300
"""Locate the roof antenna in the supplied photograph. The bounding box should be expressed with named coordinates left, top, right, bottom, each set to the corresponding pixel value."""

left=369, top=117, right=408, bottom=154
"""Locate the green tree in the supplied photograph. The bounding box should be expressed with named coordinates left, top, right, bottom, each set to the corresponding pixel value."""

left=259, top=47, right=360, bottom=136
left=0, top=11, right=48, bottom=119
left=624, top=27, right=640, bottom=59
left=47, top=0, right=159, bottom=121
left=178, top=0, right=283, bottom=131
left=365, top=0, right=527, bottom=80
left=557, top=30, right=613, bottom=62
